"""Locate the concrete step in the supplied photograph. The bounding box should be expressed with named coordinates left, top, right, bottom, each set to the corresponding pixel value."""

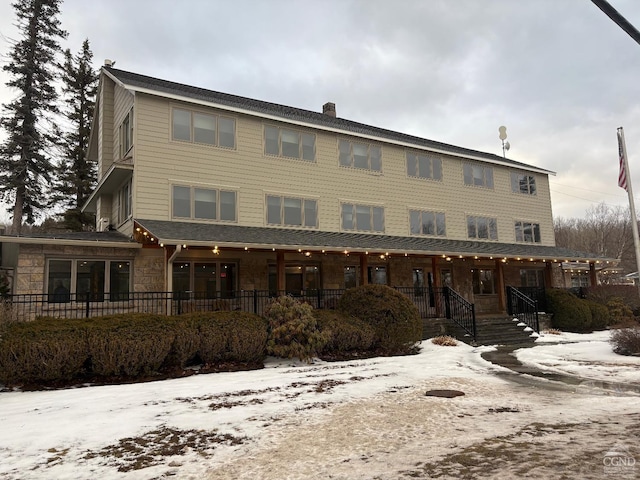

left=423, top=316, right=537, bottom=346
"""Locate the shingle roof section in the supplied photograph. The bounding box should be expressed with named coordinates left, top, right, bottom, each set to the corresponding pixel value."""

left=1, top=231, right=136, bottom=243
left=105, top=67, right=551, bottom=174
left=136, top=219, right=608, bottom=262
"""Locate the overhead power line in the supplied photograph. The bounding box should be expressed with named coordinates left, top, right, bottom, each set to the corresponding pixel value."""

left=591, top=0, right=640, bottom=46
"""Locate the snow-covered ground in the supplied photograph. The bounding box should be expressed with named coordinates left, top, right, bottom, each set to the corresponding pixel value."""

left=0, top=331, right=638, bottom=480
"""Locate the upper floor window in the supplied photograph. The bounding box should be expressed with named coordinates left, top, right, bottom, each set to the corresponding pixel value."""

left=515, top=221, right=541, bottom=243
left=511, top=172, right=537, bottom=195
left=264, top=126, right=315, bottom=161
left=406, top=152, right=442, bottom=181
left=463, top=163, right=494, bottom=188
left=467, top=215, right=498, bottom=240
left=117, top=179, right=132, bottom=224
left=119, top=108, right=133, bottom=158
left=172, top=108, right=236, bottom=148
left=341, top=203, right=384, bottom=232
left=266, top=195, right=317, bottom=227
left=172, top=185, right=237, bottom=221
left=339, top=139, right=382, bottom=172
left=410, top=209, right=446, bottom=236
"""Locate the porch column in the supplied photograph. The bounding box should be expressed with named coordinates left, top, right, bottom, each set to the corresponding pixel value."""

left=277, top=251, right=285, bottom=292
left=545, top=261, right=554, bottom=288
left=359, top=253, right=368, bottom=285
left=589, top=262, right=597, bottom=286
left=432, top=256, right=442, bottom=317
left=495, top=259, right=506, bottom=312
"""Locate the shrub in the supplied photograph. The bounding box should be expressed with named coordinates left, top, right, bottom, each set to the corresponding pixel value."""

left=163, top=315, right=201, bottom=369
left=338, top=284, right=421, bottom=354
left=585, top=300, right=611, bottom=330
left=546, top=289, right=592, bottom=333
left=606, top=297, right=635, bottom=325
left=264, top=296, right=328, bottom=362
left=431, top=335, right=458, bottom=346
left=584, top=285, right=640, bottom=315
left=610, top=327, right=640, bottom=356
left=314, top=309, right=375, bottom=354
left=85, top=314, right=173, bottom=377
left=0, top=318, right=89, bottom=385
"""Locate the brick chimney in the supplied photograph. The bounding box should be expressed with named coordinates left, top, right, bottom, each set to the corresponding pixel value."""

left=322, top=102, right=336, bottom=118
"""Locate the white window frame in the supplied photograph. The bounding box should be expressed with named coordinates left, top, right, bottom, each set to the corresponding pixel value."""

left=341, top=202, right=385, bottom=232
left=511, top=172, right=537, bottom=195
left=409, top=209, right=446, bottom=236
left=117, top=179, right=132, bottom=225
left=515, top=220, right=541, bottom=243
left=264, top=125, right=316, bottom=161
left=119, top=107, right=133, bottom=158
left=172, top=185, right=237, bottom=222
left=339, top=139, right=382, bottom=172
left=463, top=163, right=494, bottom=189
left=266, top=194, right=318, bottom=228
left=467, top=215, right=498, bottom=240
left=171, top=107, right=236, bottom=149
left=406, top=152, right=443, bottom=181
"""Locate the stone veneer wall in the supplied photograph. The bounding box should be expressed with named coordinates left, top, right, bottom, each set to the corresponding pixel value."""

left=133, top=248, right=165, bottom=292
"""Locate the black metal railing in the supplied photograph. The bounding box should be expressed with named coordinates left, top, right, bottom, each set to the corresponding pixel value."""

left=395, top=286, right=476, bottom=341
left=2, top=287, right=476, bottom=337
left=506, top=286, right=539, bottom=333
left=515, top=286, right=547, bottom=312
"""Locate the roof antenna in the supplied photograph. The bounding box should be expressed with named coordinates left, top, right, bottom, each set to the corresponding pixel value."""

left=498, top=126, right=510, bottom=158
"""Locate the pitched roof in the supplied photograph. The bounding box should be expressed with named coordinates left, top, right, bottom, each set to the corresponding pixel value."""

left=104, top=67, right=553, bottom=175
left=135, top=219, right=610, bottom=262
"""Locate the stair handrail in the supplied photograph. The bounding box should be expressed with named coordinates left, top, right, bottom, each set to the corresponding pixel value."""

left=506, top=286, right=540, bottom=333
left=444, top=286, right=477, bottom=342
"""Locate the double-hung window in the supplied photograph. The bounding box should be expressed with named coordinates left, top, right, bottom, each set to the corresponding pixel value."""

left=119, top=108, right=133, bottom=158
left=406, top=152, right=442, bottom=181
left=172, top=108, right=236, bottom=148
left=266, top=195, right=317, bottom=227
left=341, top=203, right=384, bottom=232
left=515, top=221, right=541, bottom=243
left=117, top=179, right=132, bottom=224
left=339, top=139, right=382, bottom=172
left=511, top=172, right=537, bottom=195
left=172, top=185, right=237, bottom=221
left=264, top=125, right=315, bottom=161
left=463, top=163, right=494, bottom=188
left=467, top=215, right=498, bottom=240
left=409, top=210, right=446, bottom=236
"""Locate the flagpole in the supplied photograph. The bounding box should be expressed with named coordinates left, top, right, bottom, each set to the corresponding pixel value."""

left=617, top=127, right=640, bottom=295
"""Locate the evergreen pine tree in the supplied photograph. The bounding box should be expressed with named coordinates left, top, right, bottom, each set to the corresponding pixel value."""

left=0, top=0, right=67, bottom=234
left=51, top=39, right=98, bottom=231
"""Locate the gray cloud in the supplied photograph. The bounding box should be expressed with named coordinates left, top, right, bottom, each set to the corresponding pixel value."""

left=1, top=0, right=640, bottom=221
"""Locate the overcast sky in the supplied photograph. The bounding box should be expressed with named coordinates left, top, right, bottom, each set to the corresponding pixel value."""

left=1, top=0, right=640, bottom=223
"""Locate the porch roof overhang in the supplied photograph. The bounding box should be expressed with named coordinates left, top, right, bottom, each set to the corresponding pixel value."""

left=0, top=231, right=141, bottom=249
left=83, top=163, right=134, bottom=213
left=135, top=219, right=614, bottom=264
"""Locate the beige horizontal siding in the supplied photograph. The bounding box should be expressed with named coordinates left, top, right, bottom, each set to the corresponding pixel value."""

left=131, top=93, right=555, bottom=246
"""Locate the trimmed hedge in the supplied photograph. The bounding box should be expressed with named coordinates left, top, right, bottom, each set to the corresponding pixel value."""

left=0, top=311, right=268, bottom=387
left=0, top=318, right=89, bottom=384
left=338, top=284, right=421, bottom=354
left=314, top=309, right=375, bottom=354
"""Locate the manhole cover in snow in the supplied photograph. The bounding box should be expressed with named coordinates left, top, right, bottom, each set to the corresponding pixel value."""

left=424, top=389, right=465, bottom=398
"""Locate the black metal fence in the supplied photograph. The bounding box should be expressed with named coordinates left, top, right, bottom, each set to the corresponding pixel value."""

left=1, top=287, right=476, bottom=340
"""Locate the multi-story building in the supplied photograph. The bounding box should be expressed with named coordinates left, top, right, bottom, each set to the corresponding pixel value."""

left=0, top=63, right=612, bottom=317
